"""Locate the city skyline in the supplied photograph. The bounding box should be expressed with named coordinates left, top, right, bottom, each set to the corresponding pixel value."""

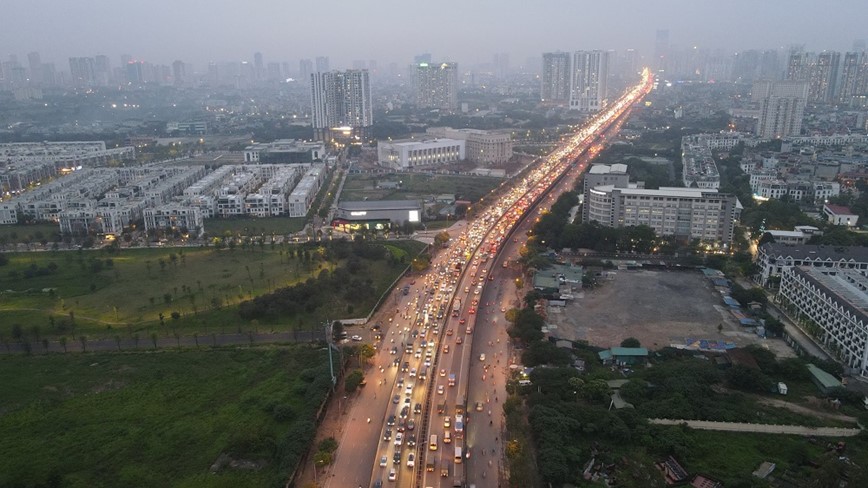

left=1, top=0, right=866, bottom=69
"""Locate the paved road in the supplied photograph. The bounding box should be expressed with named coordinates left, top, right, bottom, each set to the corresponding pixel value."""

left=649, top=418, right=862, bottom=437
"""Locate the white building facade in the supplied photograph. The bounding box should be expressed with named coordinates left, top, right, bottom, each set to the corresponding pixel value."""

left=378, top=138, right=465, bottom=170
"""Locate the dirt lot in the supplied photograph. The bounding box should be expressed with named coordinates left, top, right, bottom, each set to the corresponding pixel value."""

left=547, top=269, right=794, bottom=357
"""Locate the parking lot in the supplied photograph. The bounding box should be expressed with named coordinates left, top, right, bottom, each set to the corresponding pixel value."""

left=547, top=269, right=795, bottom=357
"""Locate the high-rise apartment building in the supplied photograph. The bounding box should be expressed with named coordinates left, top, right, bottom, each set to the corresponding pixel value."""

left=416, top=62, right=459, bottom=112
left=310, top=69, right=372, bottom=142
left=838, top=52, right=868, bottom=104
left=786, top=51, right=840, bottom=103
left=569, top=50, right=609, bottom=112
left=68, top=57, right=95, bottom=86
left=654, top=29, right=669, bottom=72
left=754, top=81, right=808, bottom=139
left=172, top=60, right=186, bottom=86
left=315, top=56, right=330, bottom=72
left=540, top=52, right=571, bottom=103
left=299, top=59, right=313, bottom=84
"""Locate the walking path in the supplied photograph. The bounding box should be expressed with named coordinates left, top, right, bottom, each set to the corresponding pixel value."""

left=649, top=418, right=862, bottom=437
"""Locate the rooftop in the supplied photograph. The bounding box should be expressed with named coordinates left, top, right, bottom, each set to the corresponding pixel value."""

left=588, top=163, right=628, bottom=175
left=824, top=203, right=856, bottom=216
left=806, top=364, right=842, bottom=389
left=761, top=243, right=868, bottom=262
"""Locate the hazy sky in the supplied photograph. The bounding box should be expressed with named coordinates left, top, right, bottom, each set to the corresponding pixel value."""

left=2, top=0, right=866, bottom=69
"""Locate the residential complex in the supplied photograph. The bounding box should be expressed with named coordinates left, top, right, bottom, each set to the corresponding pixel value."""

left=681, top=135, right=721, bottom=189
left=415, top=62, right=459, bottom=112
left=377, top=138, right=465, bottom=170
left=310, top=69, right=372, bottom=142
left=569, top=50, right=609, bottom=112
left=425, top=127, right=513, bottom=165
left=778, top=266, right=868, bottom=377
left=0, top=162, right=326, bottom=236
left=755, top=243, right=868, bottom=287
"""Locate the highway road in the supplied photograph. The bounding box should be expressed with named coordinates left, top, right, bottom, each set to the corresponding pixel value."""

left=326, top=70, right=653, bottom=488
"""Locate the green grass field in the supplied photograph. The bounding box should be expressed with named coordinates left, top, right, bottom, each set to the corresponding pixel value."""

left=0, top=346, right=333, bottom=488
left=203, top=217, right=306, bottom=237
left=340, top=173, right=503, bottom=203
left=0, top=223, right=60, bottom=244
left=0, top=240, right=424, bottom=340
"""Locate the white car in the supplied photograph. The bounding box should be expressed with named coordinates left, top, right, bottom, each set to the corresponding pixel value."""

left=351, top=335, right=363, bottom=341
left=394, top=432, right=404, bottom=446
left=437, top=384, right=445, bottom=395
left=479, top=353, right=486, bottom=362
left=380, top=455, right=388, bottom=467
left=409, top=368, right=417, bottom=378
left=407, top=453, right=415, bottom=468
left=388, top=468, right=397, bottom=481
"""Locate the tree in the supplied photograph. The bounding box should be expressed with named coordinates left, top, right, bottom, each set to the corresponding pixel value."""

left=345, top=369, right=364, bottom=393
left=620, top=337, right=641, bottom=348
left=434, top=231, right=451, bottom=247
left=359, top=343, right=375, bottom=366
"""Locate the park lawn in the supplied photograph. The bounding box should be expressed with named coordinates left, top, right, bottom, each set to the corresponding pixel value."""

left=340, top=173, right=502, bottom=203
left=0, top=346, right=333, bottom=488
left=0, top=223, right=60, bottom=244
left=203, top=217, right=306, bottom=237
left=0, top=240, right=425, bottom=339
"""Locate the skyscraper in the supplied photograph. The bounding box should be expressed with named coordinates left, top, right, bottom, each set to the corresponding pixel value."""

left=540, top=52, right=571, bottom=103
left=299, top=59, right=313, bottom=84
left=569, top=50, right=609, bottom=112
left=172, top=60, right=186, bottom=86
left=416, top=62, right=459, bottom=112
left=27, top=52, right=41, bottom=84
left=254, top=52, right=264, bottom=81
left=493, top=53, right=510, bottom=80
left=755, top=81, right=808, bottom=139
left=310, top=69, right=372, bottom=142
left=68, top=57, right=95, bottom=86
left=315, top=56, right=330, bottom=72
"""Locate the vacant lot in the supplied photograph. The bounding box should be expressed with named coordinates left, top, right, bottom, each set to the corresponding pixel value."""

left=0, top=346, right=332, bottom=488
left=550, top=269, right=793, bottom=355
left=341, top=172, right=502, bottom=203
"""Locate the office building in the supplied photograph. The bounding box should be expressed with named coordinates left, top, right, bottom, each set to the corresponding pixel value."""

left=585, top=184, right=742, bottom=245
left=778, top=266, right=868, bottom=377
left=569, top=51, right=609, bottom=112
left=332, top=200, right=422, bottom=232
left=426, top=127, right=512, bottom=165
left=582, top=164, right=632, bottom=221
left=416, top=62, right=459, bottom=112
left=310, top=69, right=373, bottom=142
left=755, top=81, right=808, bottom=139
left=377, top=138, right=465, bottom=169
left=541, top=52, right=571, bottom=103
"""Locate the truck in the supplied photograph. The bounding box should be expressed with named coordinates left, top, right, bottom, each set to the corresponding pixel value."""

left=451, top=298, right=461, bottom=317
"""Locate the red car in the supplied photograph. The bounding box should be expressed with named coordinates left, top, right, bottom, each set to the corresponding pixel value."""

left=459, top=318, right=466, bottom=324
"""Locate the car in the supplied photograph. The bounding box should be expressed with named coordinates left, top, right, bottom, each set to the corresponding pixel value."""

left=351, top=335, right=363, bottom=342
left=388, top=468, right=397, bottom=481
left=390, top=346, right=398, bottom=355
left=443, top=431, right=452, bottom=443
left=397, top=376, right=404, bottom=386
left=424, top=358, right=432, bottom=367
left=380, top=455, right=388, bottom=467
left=401, top=362, right=409, bottom=372
left=442, top=344, right=450, bottom=353
left=469, top=307, right=476, bottom=314
left=414, top=349, right=422, bottom=358
left=475, top=402, right=484, bottom=412
left=414, top=403, right=422, bottom=415
left=392, top=358, right=400, bottom=367
left=446, top=329, right=453, bottom=336
left=437, top=384, right=445, bottom=394
left=488, top=275, right=495, bottom=281
left=501, top=307, right=506, bottom=313
left=374, top=479, right=383, bottom=488
left=387, top=415, right=395, bottom=426
left=383, top=428, right=392, bottom=441
left=464, top=286, right=470, bottom=293
left=407, top=434, right=416, bottom=447
left=455, top=336, right=463, bottom=344
left=479, top=353, right=486, bottom=362
left=439, top=369, right=446, bottom=377
left=392, top=395, right=400, bottom=404
left=394, top=432, right=404, bottom=446
left=407, top=418, right=415, bottom=430
left=444, top=416, right=451, bottom=428
left=407, top=453, right=415, bottom=468
left=400, top=406, right=410, bottom=418
left=459, top=318, right=466, bottom=324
